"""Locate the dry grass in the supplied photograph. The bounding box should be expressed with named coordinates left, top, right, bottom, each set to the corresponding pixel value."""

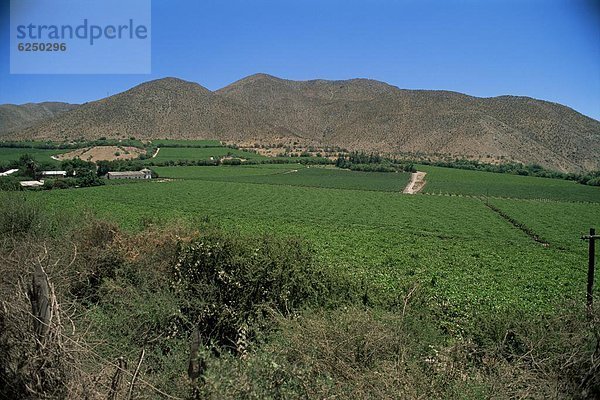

left=55, top=146, right=145, bottom=162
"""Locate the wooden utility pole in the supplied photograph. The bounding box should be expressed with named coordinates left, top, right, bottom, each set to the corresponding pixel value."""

left=582, top=228, right=599, bottom=310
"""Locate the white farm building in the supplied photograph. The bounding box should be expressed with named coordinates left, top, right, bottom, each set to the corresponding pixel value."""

left=41, top=170, right=68, bottom=178
left=0, top=169, right=18, bottom=177
left=20, top=180, right=44, bottom=188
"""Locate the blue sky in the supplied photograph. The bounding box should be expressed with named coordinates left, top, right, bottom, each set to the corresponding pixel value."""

left=1, top=0, right=599, bottom=120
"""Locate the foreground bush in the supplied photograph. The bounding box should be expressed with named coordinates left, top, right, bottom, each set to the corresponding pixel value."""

left=0, top=194, right=47, bottom=237
left=198, top=305, right=599, bottom=399
left=172, top=233, right=335, bottom=354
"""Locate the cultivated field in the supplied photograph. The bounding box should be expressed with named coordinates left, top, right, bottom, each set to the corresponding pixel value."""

left=26, top=164, right=600, bottom=315
left=154, top=165, right=413, bottom=192
left=420, top=164, right=600, bottom=202
left=0, top=147, right=63, bottom=165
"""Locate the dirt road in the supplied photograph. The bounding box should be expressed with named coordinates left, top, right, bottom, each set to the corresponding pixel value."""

left=403, top=171, right=427, bottom=194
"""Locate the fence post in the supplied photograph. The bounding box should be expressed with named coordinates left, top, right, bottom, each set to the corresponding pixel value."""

left=586, top=228, right=596, bottom=310
left=108, top=357, right=127, bottom=400
left=30, top=263, right=50, bottom=342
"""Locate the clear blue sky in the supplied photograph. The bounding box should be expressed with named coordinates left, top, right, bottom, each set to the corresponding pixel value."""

left=1, top=0, right=599, bottom=120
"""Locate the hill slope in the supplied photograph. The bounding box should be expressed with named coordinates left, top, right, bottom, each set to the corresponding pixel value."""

left=0, top=102, right=78, bottom=134
left=3, top=74, right=599, bottom=172
left=7, top=78, right=282, bottom=143
left=218, top=74, right=600, bottom=172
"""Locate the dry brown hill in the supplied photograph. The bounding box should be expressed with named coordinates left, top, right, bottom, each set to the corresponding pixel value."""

left=3, top=74, right=599, bottom=172
left=218, top=74, right=600, bottom=172
left=0, top=102, right=78, bottom=134
left=7, top=78, right=282, bottom=143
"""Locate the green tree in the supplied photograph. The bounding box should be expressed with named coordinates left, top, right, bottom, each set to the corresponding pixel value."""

left=18, top=154, right=39, bottom=179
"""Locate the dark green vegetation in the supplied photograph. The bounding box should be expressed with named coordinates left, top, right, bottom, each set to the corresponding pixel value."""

left=421, top=165, right=600, bottom=202
left=336, top=151, right=416, bottom=173
left=0, top=137, right=146, bottom=150
left=1, top=154, right=103, bottom=190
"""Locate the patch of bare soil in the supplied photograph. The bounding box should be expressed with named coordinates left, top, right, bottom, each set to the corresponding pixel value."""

left=229, top=141, right=341, bottom=160
left=403, top=171, right=427, bottom=194
left=55, top=146, right=145, bottom=162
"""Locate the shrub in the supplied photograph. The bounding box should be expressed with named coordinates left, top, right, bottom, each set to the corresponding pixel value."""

left=0, top=194, right=46, bottom=237
left=76, top=170, right=104, bottom=187
left=0, top=177, right=21, bottom=191
left=171, top=232, right=332, bottom=353
left=585, top=176, right=600, bottom=186
left=51, top=179, right=72, bottom=190
left=67, top=219, right=122, bottom=303
left=221, top=158, right=242, bottom=165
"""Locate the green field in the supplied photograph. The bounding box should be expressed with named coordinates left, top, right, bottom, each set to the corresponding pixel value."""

left=487, top=198, right=599, bottom=250
left=153, top=146, right=266, bottom=162
left=151, top=139, right=222, bottom=147
left=420, top=165, right=600, bottom=202
left=0, top=147, right=65, bottom=165
left=23, top=164, right=599, bottom=315
left=155, top=163, right=295, bottom=178
left=154, top=165, right=412, bottom=192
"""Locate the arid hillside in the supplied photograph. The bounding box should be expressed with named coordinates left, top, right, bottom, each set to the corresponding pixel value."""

left=0, top=102, right=78, bottom=134
left=3, top=74, right=599, bottom=172
left=5, top=78, right=282, bottom=144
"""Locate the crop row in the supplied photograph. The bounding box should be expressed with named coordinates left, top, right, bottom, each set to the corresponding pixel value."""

left=419, top=165, right=600, bottom=203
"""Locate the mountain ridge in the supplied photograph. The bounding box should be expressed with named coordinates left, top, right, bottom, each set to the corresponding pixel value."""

left=2, top=75, right=599, bottom=173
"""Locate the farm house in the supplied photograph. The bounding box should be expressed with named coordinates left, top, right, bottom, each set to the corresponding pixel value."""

left=19, top=180, right=44, bottom=188
left=41, top=170, right=68, bottom=178
left=106, top=168, right=152, bottom=180
left=0, top=169, right=18, bottom=177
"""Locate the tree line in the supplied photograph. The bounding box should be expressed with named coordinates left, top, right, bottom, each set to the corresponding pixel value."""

left=336, top=152, right=416, bottom=173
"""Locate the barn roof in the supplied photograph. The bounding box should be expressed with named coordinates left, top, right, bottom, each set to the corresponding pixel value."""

left=107, top=171, right=146, bottom=177
left=20, top=180, right=44, bottom=187
left=0, top=169, right=18, bottom=177
left=41, top=170, right=67, bottom=176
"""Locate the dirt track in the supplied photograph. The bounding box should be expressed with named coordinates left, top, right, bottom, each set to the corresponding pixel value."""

left=403, top=171, right=427, bottom=194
